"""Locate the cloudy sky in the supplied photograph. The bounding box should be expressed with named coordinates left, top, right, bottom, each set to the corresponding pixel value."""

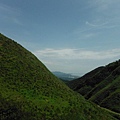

left=0, top=0, right=120, bottom=75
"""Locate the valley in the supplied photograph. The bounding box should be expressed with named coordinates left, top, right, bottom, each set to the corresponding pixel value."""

left=0, top=33, right=120, bottom=120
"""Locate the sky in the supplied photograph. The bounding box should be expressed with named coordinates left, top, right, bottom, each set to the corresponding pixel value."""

left=0, top=0, right=120, bottom=76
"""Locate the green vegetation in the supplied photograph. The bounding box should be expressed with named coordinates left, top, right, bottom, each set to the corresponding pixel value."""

left=0, top=33, right=119, bottom=120
left=68, top=59, right=120, bottom=114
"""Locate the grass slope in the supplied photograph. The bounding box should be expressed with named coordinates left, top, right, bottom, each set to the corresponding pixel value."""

left=68, top=60, right=120, bottom=113
left=0, top=33, right=118, bottom=120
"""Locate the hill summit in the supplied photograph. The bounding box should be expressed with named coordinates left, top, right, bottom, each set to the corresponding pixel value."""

left=0, top=33, right=119, bottom=120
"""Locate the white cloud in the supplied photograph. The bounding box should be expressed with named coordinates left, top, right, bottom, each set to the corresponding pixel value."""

left=33, top=48, right=120, bottom=75
left=34, top=48, right=120, bottom=60
left=85, top=21, right=108, bottom=27
left=85, top=0, right=120, bottom=30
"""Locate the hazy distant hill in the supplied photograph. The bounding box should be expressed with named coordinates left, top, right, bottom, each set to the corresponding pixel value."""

left=68, top=60, right=120, bottom=113
left=52, top=71, right=79, bottom=81
left=0, top=33, right=119, bottom=120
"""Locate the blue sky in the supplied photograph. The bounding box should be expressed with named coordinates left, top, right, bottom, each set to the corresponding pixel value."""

left=0, top=0, right=120, bottom=75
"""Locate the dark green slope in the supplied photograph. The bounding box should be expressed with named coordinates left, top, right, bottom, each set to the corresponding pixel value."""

left=67, top=66, right=104, bottom=93
left=68, top=60, right=120, bottom=113
left=0, top=33, right=118, bottom=120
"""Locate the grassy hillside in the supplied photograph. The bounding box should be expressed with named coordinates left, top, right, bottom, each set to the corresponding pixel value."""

left=68, top=60, right=120, bottom=113
left=67, top=67, right=104, bottom=92
left=0, top=33, right=118, bottom=120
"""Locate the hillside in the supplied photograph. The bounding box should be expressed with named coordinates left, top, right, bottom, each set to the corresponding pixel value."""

left=68, top=60, right=120, bottom=113
left=0, top=33, right=119, bottom=120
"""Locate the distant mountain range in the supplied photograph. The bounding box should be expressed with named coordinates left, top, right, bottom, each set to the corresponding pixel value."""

left=52, top=71, right=79, bottom=81
left=0, top=33, right=119, bottom=120
left=68, top=60, right=120, bottom=113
